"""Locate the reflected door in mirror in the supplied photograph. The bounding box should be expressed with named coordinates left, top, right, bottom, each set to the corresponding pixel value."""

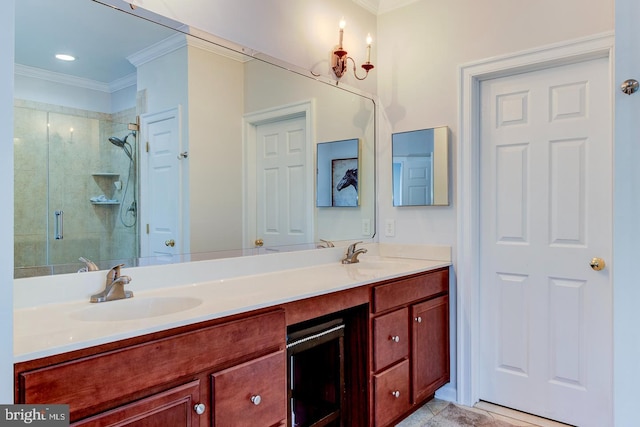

left=392, top=127, right=449, bottom=206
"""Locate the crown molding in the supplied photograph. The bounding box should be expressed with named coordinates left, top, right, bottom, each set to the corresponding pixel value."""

left=127, top=33, right=188, bottom=67
left=14, top=64, right=113, bottom=93
left=352, top=0, right=422, bottom=15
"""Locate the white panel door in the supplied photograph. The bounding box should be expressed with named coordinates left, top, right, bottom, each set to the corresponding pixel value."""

left=139, top=108, right=183, bottom=260
left=401, top=156, right=432, bottom=205
left=255, top=116, right=309, bottom=248
left=479, top=57, right=611, bottom=426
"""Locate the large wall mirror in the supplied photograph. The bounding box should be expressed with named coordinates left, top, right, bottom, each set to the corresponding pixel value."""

left=392, top=127, right=449, bottom=206
left=13, top=0, right=376, bottom=277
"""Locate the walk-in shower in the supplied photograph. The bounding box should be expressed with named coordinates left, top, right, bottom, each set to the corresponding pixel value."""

left=13, top=104, right=140, bottom=277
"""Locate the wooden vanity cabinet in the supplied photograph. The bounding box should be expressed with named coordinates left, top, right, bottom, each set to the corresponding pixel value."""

left=370, top=267, right=449, bottom=427
left=15, top=266, right=449, bottom=427
left=15, top=310, right=287, bottom=427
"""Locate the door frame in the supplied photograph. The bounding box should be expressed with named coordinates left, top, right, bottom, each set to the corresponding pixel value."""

left=456, top=32, right=614, bottom=407
left=242, top=100, right=315, bottom=250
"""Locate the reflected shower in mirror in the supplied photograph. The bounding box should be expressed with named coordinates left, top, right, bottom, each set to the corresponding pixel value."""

left=392, top=127, right=449, bottom=206
left=13, top=0, right=376, bottom=277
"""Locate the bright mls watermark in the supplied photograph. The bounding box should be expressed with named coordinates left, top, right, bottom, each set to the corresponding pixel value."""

left=0, top=405, right=68, bottom=426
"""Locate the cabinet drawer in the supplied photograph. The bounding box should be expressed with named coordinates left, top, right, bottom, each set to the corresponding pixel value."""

left=373, top=308, right=409, bottom=371
left=18, top=310, right=285, bottom=421
left=373, top=268, right=448, bottom=313
left=211, top=350, right=286, bottom=427
left=373, top=359, right=410, bottom=427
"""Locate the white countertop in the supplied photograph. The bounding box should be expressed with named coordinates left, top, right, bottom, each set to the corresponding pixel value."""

left=13, top=244, right=451, bottom=363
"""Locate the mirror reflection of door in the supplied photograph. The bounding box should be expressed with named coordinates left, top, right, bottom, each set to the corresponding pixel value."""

left=139, top=107, right=184, bottom=261
left=394, top=155, right=433, bottom=206
left=255, top=115, right=311, bottom=250
left=392, top=127, right=449, bottom=206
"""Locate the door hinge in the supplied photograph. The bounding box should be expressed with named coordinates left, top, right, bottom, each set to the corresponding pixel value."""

left=146, top=224, right=149, bottom=234
left=146, top=141, right=150, bottom=153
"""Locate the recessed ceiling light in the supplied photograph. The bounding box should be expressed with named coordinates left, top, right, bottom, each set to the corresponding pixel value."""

left=55, top=54, right=76, bottom=61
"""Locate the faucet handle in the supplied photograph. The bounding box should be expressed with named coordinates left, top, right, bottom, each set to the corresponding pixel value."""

left=347, top=241, right=363, bottom=254
left=317, top=239, right=335, bottom=248
left=78, top=257, right=99, bottom=273
left=107, top=263, right=126, bottom=280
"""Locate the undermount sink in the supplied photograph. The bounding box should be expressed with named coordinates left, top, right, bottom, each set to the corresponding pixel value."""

left=70, top=296, right=203, bottom=322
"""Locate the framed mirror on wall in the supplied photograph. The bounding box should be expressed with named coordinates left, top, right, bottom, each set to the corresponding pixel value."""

left=392, top=126, right=449, bottom=206
left=317, top=139, right=360, bottom=207
left=13, top=0, right=376, bottom=277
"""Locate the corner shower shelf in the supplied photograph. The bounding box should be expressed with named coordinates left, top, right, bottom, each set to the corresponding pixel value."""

left=92, top=173, right=120, bottom=178
left=91, top=201, right=120, bottom=205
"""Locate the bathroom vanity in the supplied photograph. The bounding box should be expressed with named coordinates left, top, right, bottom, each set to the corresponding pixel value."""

left=13, top=246, right=450, bottom=427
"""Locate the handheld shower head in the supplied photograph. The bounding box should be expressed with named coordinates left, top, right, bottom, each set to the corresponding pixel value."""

left=108, top=136, right=126, bottom=147
left=108, top=132, right=135, bottom=160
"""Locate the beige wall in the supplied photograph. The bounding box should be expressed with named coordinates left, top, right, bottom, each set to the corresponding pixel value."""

left=376, top=0, right=614, bottom=248
left=187, top=45, right=244, bottom=253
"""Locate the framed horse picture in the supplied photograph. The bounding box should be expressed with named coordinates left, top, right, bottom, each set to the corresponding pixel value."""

left=316, top=138, right=360, bottom=207
left=332, top=158, right=358, bottom=206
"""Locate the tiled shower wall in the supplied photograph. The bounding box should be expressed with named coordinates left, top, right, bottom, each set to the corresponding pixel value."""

left=14, top=99, right=138, bottom=276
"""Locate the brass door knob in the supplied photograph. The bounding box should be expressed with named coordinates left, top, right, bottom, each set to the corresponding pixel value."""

left=165, top=239, right=175, bottom=247
left=255, top=238, right=264, bottom=247
left=589, top=257, right=605, bottom=271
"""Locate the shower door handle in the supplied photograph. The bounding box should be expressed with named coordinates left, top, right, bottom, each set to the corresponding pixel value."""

left=54, top=210, right=64, bottom=240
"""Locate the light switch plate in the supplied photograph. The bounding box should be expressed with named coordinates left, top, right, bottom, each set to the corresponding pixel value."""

left=384, top=219, right=396, bottom=237
left=362, top=218, right=371, bottom=236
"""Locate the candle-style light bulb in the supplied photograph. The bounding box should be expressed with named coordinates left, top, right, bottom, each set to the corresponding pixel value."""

left=339, top=18, right=346, bottom=47
left=366, top=34, right=372, bottom=62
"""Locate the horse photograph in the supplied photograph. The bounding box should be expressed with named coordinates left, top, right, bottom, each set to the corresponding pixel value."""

left=332, top=158, right=358, bottom=206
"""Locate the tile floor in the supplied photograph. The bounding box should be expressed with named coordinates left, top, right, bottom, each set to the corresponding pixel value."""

left=396, top=399, right=574, bottom=427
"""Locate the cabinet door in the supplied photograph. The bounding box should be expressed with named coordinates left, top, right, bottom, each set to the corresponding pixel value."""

left=210, top=350, right=286, bottom=427
left=72, top=380, right=201, bottom=427
left=411, top=295, right=449, bottom=403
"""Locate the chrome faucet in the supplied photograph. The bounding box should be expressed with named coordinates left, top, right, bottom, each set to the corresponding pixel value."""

left=341, top=241, right=368, bottom=264
left=90, top=264, right=133, bottom=303
left=78, top=257, right=99, bottom=273
left=317, top=239, right=335, bottom=249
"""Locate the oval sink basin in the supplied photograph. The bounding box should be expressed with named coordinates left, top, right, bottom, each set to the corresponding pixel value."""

left=70, top=296, right=203, bottom=322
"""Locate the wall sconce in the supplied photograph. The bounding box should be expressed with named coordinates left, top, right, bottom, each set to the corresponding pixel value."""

left=332, top=18, right=374, bottom=81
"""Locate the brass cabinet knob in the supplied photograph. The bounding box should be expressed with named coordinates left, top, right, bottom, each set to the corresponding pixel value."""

left=165, top=239, right=175, bottom=247
left=254, top=238, right=264, bottom=247
left=589, top=257, right=606, bottom=271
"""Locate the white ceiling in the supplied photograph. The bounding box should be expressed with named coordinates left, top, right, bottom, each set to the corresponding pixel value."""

left=15, top=0, right=416, bottom=87
left=15, top=0, right=177, bottom=84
